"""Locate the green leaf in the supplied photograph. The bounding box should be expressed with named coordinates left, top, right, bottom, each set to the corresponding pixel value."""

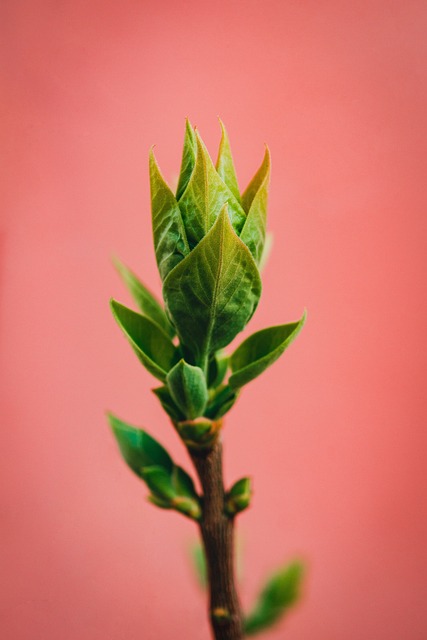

left=176, top=118, right=197, bottom=200
left=259, top=231, right=273, bottom=272
left=142, top=466, right=202, bottom=520
left=143, top=464, right=199, bottom=505
left=204, top=385, right=238, bottom=420
left=147, top=494, right=173, bottom=509
left=171, top=465, right=198, bottom=500
left=113, top=257, right=175, bottom=338
left=215, top=119, right=241, bottom=203
left=150, top=149, right=190, bottom=280
left=108, top=413, right=173, bottom=478
left=152, top=385, right=185, bottom=422
left=108, top=414, right=201, bottom=520
left=244, top=561, right=304, bottom=635
left=142, top=465, right=176, bottom=500
left=178, top=131, right=246, bottom=248
left=229, top=311, right=306, bottom=389
left=171, top=466, right=201, bottom=519
left=110, top=299, right=177, bottom=382
left=241, top=144, right=271, bottom=213
left=166, top=359, right=208, bottom=419
left=225, top=477, right=252, bottom=515
left=163, top=205, right=262, bottom=368
left=240, top=146, right=271, bottom=264
left=229, top=476, right=252, bottom=499
left=207, top=350, right=229, bottom=388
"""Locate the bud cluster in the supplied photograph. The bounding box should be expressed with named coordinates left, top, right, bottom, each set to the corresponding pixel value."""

left=109, top=120, right=305, bottom=512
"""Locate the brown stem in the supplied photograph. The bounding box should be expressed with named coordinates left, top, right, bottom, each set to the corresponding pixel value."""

left=190, top=440, right=244, bottom=640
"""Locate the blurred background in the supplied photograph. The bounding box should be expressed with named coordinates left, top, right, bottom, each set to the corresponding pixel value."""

left=1, top=1, right=426, bottom=638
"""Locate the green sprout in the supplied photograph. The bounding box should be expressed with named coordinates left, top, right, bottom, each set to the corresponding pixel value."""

left=108, top=119, right=306, bottom=638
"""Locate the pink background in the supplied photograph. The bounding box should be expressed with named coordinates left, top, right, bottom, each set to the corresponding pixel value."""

left=2, top=1, right=426, bottom=638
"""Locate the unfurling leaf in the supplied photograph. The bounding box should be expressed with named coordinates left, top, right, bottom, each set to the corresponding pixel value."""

left=152, top=385, right=185, bottom=422
left=204, top=385, right=238, bottom=420
left=225, top=477, right=252, bottom=516
left=215, top=119, right=241, bottom=203
left=110, top=299, right=178, bottom=382
left=176, top=118, right=197, bottom=200
left=241, top=144, right=271, bottom=213
left=229, top=311, right=306, bottom=389
left=108, top=413, right=173, bottom=476
left=207, top=350, right=229, bottom=388
left=108, top=414, right=201, bottom=520
left=244, top=561, right=304, bottom=635
left=113, top=257, right=175, bottom=338
left=166, top=359, right=208, bottom=419
left=144, top=465, right=201, bottom=520
left=163, top=206, right=262, bottom=368
left=150, top=149, right=190, bottom=280
left=178, top=132, right=246, bottom=248
left=240, top=146, right=271, bottom=265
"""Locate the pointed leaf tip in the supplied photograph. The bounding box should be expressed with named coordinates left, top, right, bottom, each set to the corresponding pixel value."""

left=225, top=477, right=253, bottom=515
left=150, top=148, right=190, bottom=280
left=113, top=257, right=175, bottom=338
left=242, top=145, right=271, bottom=214
left=244, top=561, right=305, bottom=635
left=178, top=131, right=246, bottom=247
left=108, top=413, right=173, bottom=477
left=240, top=146, right=271, bottom=264
left=108, top=414, right=201, bottom=520
left=216, top=119, right=241, bottom=203
left=229, top=310, right=306, bottom=389
left=176, top=119, right=197, bottom=200
left=110, top=299, right=177, bottom=381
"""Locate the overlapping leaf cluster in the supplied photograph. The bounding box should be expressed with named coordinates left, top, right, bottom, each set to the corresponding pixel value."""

left=110, top=121, right=305, bottom=452
left=109, top=120, right=305, bottom=514
left=108, top=120, right=306, bottom=636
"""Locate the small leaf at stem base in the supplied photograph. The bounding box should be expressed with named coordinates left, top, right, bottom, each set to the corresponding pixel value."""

left=244, top=561, right=305, bottom=635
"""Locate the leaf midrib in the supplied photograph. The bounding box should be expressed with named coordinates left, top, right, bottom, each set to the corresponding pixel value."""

left=202, top=141, right=209, bottom=236
left=201, top=212, right=225, bottom=370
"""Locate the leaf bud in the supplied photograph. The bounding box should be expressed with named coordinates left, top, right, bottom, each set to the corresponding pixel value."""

left=225, top=477, right=252, bottom=516
left=166, top=359, right=208, bottom=419
left=175, top=417, right=222, bottom=451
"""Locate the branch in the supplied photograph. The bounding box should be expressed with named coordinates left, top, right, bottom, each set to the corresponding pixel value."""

left=190, top=440, right=244, bottom=640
